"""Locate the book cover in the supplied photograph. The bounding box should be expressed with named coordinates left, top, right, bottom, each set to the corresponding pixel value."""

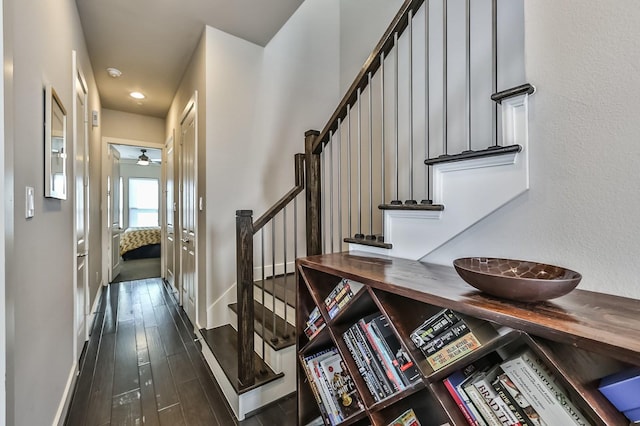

left=426, top=333, right=482, bottom=371
left=472, top=365, right=523, bottom=426
left=495, top=372, right=545, bottom=426
left=369, top=314, right=421, bottom=385
left=388, top=408, right=422, bottom=426
left=320, top=352, right=364, bottom=420
left=302, top=349, right=333, bottom=425
left=501, top=353, right=584, bottom=425
left=324, top=280, right=346, bottom=308
left=518, top=350, right=591, bottom=426
left=492, top=374, right=534, bottom=426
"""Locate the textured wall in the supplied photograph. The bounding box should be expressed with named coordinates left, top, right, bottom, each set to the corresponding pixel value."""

left=425, top=0, right=640, bottom=300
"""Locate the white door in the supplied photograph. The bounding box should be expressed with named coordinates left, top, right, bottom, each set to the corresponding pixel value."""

left=108, top=147, right=122, bottom=282
left=74, top=63, right=89, bottom=350
left=180, top=103, right=197, bottom=324
left=165, top=136, right=177, bottom=295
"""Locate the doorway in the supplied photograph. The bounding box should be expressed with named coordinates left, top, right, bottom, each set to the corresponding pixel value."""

left=101, top=138, right=165, bottom=285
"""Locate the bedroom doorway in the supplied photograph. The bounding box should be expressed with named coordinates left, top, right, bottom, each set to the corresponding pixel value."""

left=102, top=138, right=165, bottom=285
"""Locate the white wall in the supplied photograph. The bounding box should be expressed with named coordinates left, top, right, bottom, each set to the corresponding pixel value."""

left=102, top=108, right=165, bottom=143
left=339, top=0, right=404, bottom=93
left=424, top=0, right=640, bottom=300
left=5, top=0, right=101, bottom=423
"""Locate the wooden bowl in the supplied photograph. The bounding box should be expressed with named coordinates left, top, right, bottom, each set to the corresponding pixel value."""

left=453, top=257, right=582, bottom=302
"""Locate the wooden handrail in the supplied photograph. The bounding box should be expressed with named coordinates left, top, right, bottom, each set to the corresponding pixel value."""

left=252, top=153, right=305, bottom=232
left=312, top=0, right=425, bottom=154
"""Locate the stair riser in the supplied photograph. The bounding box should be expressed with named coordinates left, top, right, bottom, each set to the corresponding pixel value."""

left=253, top=285, right=296, bottom=326
left=228, top=309, right=295, bottom=373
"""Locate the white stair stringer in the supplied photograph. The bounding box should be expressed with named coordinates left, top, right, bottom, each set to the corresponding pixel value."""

left=350, top=93, right=531, bottom=261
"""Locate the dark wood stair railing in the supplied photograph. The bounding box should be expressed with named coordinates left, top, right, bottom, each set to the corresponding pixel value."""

left=235, top=151, right=306, bottom=389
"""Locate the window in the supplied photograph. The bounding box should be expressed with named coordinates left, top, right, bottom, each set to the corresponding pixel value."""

left=129, top=178, right=159, bottom=227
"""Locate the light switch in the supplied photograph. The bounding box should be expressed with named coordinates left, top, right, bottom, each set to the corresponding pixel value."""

left=25, top=186, right=35, bottom=218
left=92, top=110, right=99, bottom=127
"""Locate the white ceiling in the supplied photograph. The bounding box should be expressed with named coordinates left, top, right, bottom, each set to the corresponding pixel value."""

left=76, top=0, right=304, bottom=118
left=112, top=144, right=162, bottom=163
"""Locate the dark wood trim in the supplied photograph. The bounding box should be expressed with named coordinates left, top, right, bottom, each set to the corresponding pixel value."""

left=312, top=0, right=425, bottom=154
left=252, top=153, right=305, bottom=232
left=379, top=203, right=445, bottom=211
left=490, top=83, right=535, bottom=103
left=344, top=237, right=392, bottom=249
left=236, top=209, right=255, bottom=388
left=305, top=130, right=322, bottom=256
left=424, top=144, right=522, bottom=166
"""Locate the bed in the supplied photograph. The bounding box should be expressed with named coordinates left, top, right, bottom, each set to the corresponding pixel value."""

left=120, top=226, right=161, bottom=260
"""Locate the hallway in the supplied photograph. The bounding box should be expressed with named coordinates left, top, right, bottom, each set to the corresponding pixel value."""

left=65, top=278, right=296, bottom=425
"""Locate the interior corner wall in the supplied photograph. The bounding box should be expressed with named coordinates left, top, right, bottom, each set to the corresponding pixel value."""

left=166, top=28, right=207, bottom=327
left=424, top=0, right=640, bottom=300
left=7, top=0, right=101, bottom=423
left=339, top=0, right=404, bottom=93
left=102, top=108, right=166, bottom=143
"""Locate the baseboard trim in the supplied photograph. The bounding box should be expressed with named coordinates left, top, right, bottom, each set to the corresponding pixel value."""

left=53, top=361, right=78, bottom=426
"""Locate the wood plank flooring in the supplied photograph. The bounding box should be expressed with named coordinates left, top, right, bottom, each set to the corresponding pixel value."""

left=65, top=278, right=296, bottom=426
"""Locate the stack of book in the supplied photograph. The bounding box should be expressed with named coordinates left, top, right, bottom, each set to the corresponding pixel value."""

left=388, top=408, right=422, bottom=426
left=304, top=306, right=326, bottom=340
left=324, top=279, right=363, bottom=319
left=443, top=348, right=591, bottom=426
left=410, top=309, right=495, bottom=371
left=302, top=347, right=364, bottom=426
left=342, top=313, right=421, bottom=402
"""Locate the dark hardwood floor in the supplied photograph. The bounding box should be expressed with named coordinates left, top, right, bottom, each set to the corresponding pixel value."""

left=65, top=278, right=296, bottom=426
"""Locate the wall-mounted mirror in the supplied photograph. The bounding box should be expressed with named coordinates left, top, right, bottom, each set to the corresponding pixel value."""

left=44, top=85, right=67, bottom=199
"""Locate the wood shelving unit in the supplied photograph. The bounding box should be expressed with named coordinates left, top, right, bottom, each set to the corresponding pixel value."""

left=296, top=252, right=640, bottom=426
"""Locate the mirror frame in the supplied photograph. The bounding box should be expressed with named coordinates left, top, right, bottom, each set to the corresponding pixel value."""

left=44, top=84, right=67, bottom=200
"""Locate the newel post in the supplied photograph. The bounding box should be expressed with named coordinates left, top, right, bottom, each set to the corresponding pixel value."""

left=305, top=130, right=321, bottom=256
left=236, top=210, right=255, bottom=388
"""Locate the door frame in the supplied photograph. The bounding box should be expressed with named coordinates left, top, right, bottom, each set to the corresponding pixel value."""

left=72, top=50, right=89, bottom=362
left=100, top=137, right=164, bottom=285
left=162, top=131, right=177, bottom=297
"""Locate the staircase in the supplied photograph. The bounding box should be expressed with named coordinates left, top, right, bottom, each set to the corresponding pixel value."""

left=198, top=0, right=532, bottom=421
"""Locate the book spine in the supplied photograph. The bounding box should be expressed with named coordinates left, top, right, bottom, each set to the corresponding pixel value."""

left=309, top=355, right=340, bottom=425
left=444, top=378, right=479, bottom=426
left=519, top=352, right=591, bottom=426
left=411, top=309, right=461, bottom=344
left=464, top=382, right=504, bottom=426
left=427, top=333, right=482, bottom=371
left=421, top=321, right=471, bottom=356
left=501, top=357, right=578, bottom=425
left=368, top=319, right=411, bottom=388
left=457, top=381, right=488, bottom=426
left=492, top=378, right=531, bottom=426
left=473, top=376, right=522, bottom=426
left=359, top=320, right=404, bottom=392
left=351, top=323, right=394, bottom=397
left=343, top=329, right=384, bottom=401
left=314, top=355, right=342, bottom=425
left=324, top=280, right=345, bottom=308
left=302, top=356, right=330, bottom=424
left=375, top=315, right=421, bottom=385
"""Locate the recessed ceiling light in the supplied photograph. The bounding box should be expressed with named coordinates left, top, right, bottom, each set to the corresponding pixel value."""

left=130, top=91, right=145, bottom=100
left=106, top=67, right=122, bottom=78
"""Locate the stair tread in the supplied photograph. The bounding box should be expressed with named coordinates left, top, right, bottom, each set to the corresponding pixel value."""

left=254, top=274, right=296, bottom=309
left=424, top=144, right=522, bottom=165
left=344, top=236, right=392, bottom=249
left=229, top=301, right=296, bottom=351
left=200, top=324, right=284, bottom=394
left=379, top=202, right=444, bottom=211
